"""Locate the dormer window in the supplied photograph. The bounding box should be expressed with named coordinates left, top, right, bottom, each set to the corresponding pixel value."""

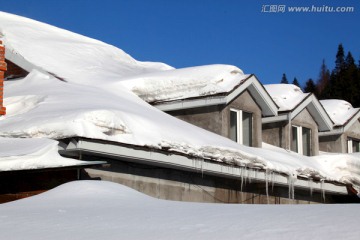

left=348, top=138, right=360, bottom=153
left=291, top=125, right=311, bottom=156
left=230, top=109, right=253, bottom=146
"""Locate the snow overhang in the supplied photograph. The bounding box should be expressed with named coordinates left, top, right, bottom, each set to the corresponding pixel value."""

left=154, top=75, right=279, bottom=117
left=59, top=138, right=349, bottom=196
left=262, top=94, right=334, bottom=132
left=0, top=161, right=106, bottom=173
left=4, top=40, right=64, bottom=81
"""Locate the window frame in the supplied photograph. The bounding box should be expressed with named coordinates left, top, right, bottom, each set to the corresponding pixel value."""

left=230, top=108, right=253, bottom=146
left=348, top=138, right=360, bottom=153
left=291, top=125, right=312, bottom=156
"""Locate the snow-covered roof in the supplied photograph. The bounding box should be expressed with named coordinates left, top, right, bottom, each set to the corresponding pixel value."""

left=1, top=180, right=360, bottom=239
left=121, top=64, right=248, bottom=102
left=263, top=84, right=333, bottom=131
left=0, top=11, right=173, bottom=85
left=264, top=84, right=309, bottom=111
left=0, top=12, right=359, bottom=191
left=120, top=65, right=278, bottom=116
left=0, top=137, right=101, bottom=171
left=320, top=99, right=360, bottom=127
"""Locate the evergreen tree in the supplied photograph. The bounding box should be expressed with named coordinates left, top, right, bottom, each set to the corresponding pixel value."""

left=345, top=51, right=356, bottom=68
left=335, top=44, right=345, bottom=73
left=280, top=73, right=288, bottom=84
left=292, top=77, right=300, bottom=87
left=317, top=59, right=330, bottom=98
left=304, top=78, right=317, bottom=95
left=344, top=51, right=359, bottom=106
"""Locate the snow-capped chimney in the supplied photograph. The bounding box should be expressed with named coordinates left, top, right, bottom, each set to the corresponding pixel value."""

left=0, top=40, right=6, bottom=115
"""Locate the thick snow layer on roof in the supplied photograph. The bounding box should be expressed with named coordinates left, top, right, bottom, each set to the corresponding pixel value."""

left=320, top=99, right=359, bottom=126
left=1, top=181, right=360, bottom=240
left=0, top=137, right=93, bottom=171
left=120, top=64, right=250, bottom=103
left=0, top=11, right=173, bottom=85
left=1, top=12, right=360, bottom=191
left=2, top=71, right=360, bottom=189
left=264, top=84, right=309, bottom=111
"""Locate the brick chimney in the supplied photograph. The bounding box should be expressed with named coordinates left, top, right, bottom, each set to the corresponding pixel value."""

left=0, top=40, right=6, bottom=115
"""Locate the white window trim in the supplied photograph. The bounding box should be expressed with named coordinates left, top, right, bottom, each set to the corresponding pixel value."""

left=230, top=108, right=252, bottom=145
left=348, top=138, right=360, bottom=153
left=292, top=125, right=311, bottom=155
left=348, top=139, right=352, bottom=153
left=292, top=125, right=303, bottom=155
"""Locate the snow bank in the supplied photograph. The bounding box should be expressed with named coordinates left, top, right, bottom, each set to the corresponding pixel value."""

left=320, top=99, right=359, bottom=126
left=0, top=137, right=92, bottom=171
left=0, top=181, right=359, bottom=240
left=264, top=84, right=309, bottom=111
left=120, top=64, right=249, bottom=103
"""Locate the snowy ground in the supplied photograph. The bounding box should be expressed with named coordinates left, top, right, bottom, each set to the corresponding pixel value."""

left=0, top=180, right=359, bottom=240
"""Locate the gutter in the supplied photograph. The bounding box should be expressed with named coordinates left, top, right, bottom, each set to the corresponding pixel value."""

left=59, top=138, right=349, bottom=196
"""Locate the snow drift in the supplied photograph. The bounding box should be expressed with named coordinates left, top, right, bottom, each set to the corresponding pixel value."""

left=0, top=180, right=360, bottom=240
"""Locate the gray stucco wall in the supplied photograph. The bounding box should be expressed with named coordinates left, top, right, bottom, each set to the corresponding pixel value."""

left=262, top=108, right=319, bottom=156
left=167, top=90, right=263, bottom=147
left=319, top=134, right=344, bottom=153
left=319, top=119, right=360, bottom=153
left=82, top=159, right=331, bottom=204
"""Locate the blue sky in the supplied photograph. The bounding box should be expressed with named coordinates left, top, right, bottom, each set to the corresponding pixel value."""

left=2, top=0, right=360, bottom=86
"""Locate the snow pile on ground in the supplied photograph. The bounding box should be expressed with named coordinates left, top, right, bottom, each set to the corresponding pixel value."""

left=264, top=84, right=309, bottom=111
left=0, top=137, right=93, bottom=171
left=119, top=64, right=250, bottom=103
left=320, top=99, right=359, bottom=126
left=0, top=181, right=359, bottom=240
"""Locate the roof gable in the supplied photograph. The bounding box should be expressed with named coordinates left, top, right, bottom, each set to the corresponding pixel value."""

left=154, top=74, right=279, bottom=117
left=263, top=93, right=333, bottom=132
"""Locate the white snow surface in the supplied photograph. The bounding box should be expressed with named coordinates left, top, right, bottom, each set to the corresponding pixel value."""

left=1, top=12, right=360, bottom=191
left=0, top=137, right=93, bottom=171
left=0, top=12, right=173, bottom=85
left=120, top=64, right=250, bottom=103
left=320, top=99, right=359, bottom=126
left=264, top=84, right=309, bottom=111
left=1, top=180, right=360, bottom=240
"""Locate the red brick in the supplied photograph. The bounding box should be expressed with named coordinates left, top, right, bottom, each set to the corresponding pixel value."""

left=0, top=62, right=7, bottom=71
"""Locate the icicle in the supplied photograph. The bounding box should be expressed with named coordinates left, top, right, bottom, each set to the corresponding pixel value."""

left=247, top=168, right=252, bottom=184
left=244, top=166, right=247, bottom=186
left=309, top=178, right=313, bottom=197
left=265, top=169, right=269, bottom=204
left=288, top=175, right=295, bottom=200
left=320, top=179, right=326, bottom=202
left=201, top=158, right=204, bottom=178
left=240, top=167, right=244, bottom=192
left=271, top=171, right=275, bottom=191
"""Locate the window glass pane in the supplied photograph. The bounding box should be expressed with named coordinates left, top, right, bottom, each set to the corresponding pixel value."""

left=242, top=111, right=252, bottom=146
left=302, top=127, right=311, bottom=156
left=352, top=140, right=360, bottom=153
left=230, top=110, right=238, bottom=142
left=291, top=126, right=298, bottom=152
